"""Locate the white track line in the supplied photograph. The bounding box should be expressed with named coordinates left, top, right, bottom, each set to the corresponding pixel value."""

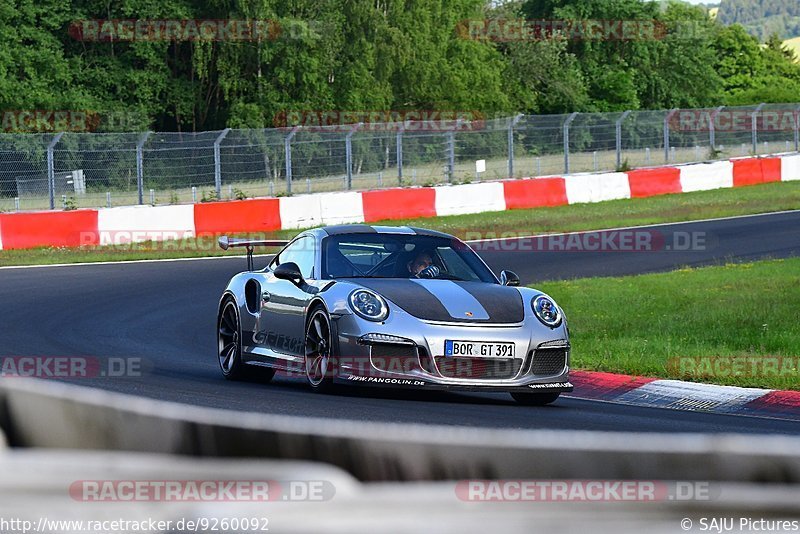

left=0, top=254, right=275, bottom=270
left=464, top=209, right=800, bottom=243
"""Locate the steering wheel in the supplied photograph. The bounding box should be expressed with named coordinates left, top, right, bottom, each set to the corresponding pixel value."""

left=415, top=265, right=441, bottom=279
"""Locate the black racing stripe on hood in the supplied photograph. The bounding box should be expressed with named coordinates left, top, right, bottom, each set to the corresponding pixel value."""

left=353, top=279, right=524, bottom=323
left=353, top=279, right=453, bottom=322
left=453, top=281, right=525, bottom=323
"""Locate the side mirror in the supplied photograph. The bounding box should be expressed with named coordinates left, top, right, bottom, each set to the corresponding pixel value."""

left=273, top=262, right=304, bottom=285
left=500, top=270, right=520, bottom=287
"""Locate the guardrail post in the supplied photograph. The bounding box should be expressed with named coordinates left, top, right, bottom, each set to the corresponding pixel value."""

left=136, top=131, right=152, bottom=205
left=709, top=106, right=725, bottom=153
left=563, top=112, right=578, bottom=174
left=508, top=114, right=524, bottom=178
left=213, top=128, right=231, bottom=199
left=47, top=132, right=65, bottom=210
left=664, top=109, right=678, bottom=163
left=284, top=126, right=299, bottom=194
left=615, top=110, right=632, bottom=169
left=345, top=123, right=363, bottom=190
left=751, top=103, right=765, bottom=155
left=397, top=123, right=405, bottom=184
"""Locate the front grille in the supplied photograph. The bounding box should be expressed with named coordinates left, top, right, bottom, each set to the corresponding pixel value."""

left=530, top=348, right=567, bottom=375
left=434, top=356, right=522, bottom=380
left=370, top=344, right=419, bottom=374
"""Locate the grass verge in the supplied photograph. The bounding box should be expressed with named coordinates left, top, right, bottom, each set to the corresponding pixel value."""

left=1, top=180, right=800, bottom=266
left=537, top=258, right=800, bottom=390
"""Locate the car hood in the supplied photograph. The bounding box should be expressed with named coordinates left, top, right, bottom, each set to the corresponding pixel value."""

left=353, top=278, right=525, bottom=324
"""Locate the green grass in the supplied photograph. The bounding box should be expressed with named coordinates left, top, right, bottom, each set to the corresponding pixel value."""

left=2, top=180, right=800, bottom=266
left=538, top=258, right=800, bottom=390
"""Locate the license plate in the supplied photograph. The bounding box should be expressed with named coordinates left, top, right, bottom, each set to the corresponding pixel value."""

left=445, top=340, right=515, bottom=358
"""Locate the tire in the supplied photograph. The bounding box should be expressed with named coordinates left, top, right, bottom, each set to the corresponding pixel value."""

left=218, top=297, right=275, bottom=382
left=304, top=306, right=336, bottom=392
left=510, top=392, right=561, bottom=406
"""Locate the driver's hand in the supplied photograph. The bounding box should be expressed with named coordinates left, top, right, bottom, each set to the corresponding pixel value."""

left=417, top=265, right=441, bottom=279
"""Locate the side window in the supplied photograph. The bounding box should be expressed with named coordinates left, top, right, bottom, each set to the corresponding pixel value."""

left=273, top=237, right=316, bottom=279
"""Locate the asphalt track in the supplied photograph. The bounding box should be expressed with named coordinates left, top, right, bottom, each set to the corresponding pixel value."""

left=1, top=211, right=800, bottom=435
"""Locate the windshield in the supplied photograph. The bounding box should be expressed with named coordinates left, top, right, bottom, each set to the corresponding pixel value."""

left=322, top=233, right=497, bottom=283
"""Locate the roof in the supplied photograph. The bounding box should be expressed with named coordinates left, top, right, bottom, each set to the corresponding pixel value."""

left=319, top=225, right=453, bottom=239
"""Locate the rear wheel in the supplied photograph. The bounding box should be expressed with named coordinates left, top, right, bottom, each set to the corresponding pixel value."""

left=511, top=392, right=561, bottom=406
left=218, top=299, right=245, bottom=380
left=304, top=307, right=336, bottom=392
left=218, top=297, right=275, bottom=382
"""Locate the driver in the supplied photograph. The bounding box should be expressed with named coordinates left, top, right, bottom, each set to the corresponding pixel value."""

left=407, top=250, right=435, bottom=276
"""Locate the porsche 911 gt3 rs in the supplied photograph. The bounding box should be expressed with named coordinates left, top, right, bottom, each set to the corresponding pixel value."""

left=217, top=225, right=572, bottom=405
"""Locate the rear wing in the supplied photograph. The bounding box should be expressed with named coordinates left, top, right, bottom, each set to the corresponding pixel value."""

left=218, top=236, right=289, bottom=271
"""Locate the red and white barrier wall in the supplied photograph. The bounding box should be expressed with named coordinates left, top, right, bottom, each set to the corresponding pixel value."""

left=1, top=154, right=799, bottom=250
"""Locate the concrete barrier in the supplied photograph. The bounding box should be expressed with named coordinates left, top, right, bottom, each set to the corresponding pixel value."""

left=782, top=154, right=800, bottom=181
left=278, top=195, right=323, bottom=229
left=1, top=379, right=799, bottom=483
left=679, top=161, right=734, bottom=192
left=97, top=205, right=195, bottom=245
left=2, top=449, right=797, bottom=534
left=434, top=182, right=506, bottom=216
left=1, top=153, right=798, bottom=250
left=564, top=172, right=630, bottom=204
left=318, top=192, right=365, bottom=225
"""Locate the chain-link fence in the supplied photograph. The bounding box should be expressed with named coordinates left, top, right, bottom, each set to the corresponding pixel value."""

left=1, top=104, right=799, bottom=211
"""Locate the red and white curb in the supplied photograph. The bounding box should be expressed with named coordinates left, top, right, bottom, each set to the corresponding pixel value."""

left=570, top=370, right=800, bottom=421
left=0, top=153, right=798, bottom=250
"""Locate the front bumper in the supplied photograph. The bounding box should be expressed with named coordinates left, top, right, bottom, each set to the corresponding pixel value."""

left=331, top=308, right=573, bottom=393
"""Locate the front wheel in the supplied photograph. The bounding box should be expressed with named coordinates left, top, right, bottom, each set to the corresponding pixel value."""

left=510, top=392, right=561, bottom=406
left=304, top=307, right=336, bottom=392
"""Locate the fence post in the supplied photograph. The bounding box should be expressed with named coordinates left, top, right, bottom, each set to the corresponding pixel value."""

left=615, top=110, right=632, bottom=169
left=751, top=103, right=765, bottom=155
left=136, top=131, right=152, bottom=205
left=47, top=132, right=65, bottom=210
left=213, top=128, right=231, bottom=199
left=446, top=119, right=461, bottom=183
left=345, top=123, right=363, bottom=190
left=284, top=126, right=299, bottom=194
left=709, top=106, right=725, bottom=153
left=397, top=122, right=405, bottom=184
left=508, top=114, right=524, bottom=179
left=563, top=113, right=578, bottom=175
left=795, top=105, right=800, bottom=152
left=664, top=109, right=678, bottom=163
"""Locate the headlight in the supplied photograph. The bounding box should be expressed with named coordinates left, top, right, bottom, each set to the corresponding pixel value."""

left=532, top=295, right=562, bottom=328
left=349, top=289, right=389, bottom=321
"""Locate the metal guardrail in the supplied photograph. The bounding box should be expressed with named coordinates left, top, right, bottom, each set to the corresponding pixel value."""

left=1, top=379, right=799, bottom=483
left=2, top=449, right=798, bottom=534
left=1, top=104, right=799, bottom=211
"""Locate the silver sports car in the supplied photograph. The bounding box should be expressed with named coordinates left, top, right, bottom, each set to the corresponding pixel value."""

left=217, top=225, right=572, bottom=405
